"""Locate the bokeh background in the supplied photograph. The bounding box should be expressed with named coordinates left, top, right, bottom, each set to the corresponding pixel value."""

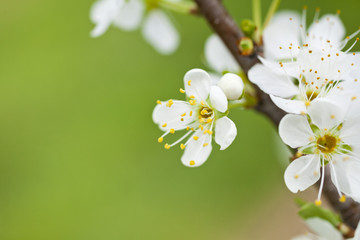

left=0, top=0, right=359, bottom=239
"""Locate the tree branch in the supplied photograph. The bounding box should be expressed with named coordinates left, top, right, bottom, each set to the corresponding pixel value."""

left=194, top=0, right=360, bottom=231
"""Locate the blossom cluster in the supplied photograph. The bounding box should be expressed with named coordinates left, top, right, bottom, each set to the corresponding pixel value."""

left=248, top=10, right=360, bottom=206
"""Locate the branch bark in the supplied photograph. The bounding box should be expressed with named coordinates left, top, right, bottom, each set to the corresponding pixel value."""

left=194, top=0, right=360, bottom=231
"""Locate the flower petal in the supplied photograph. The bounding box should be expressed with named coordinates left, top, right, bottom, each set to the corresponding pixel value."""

left=279, top=114, right=313, bottom=148
left=113, top=0, right=144, bottom=31
left=340, top=115, right=360, bottom=146
left=284, top=155, right=320, bottom=193
left=181, top=131, right=212, bottom=167
left=329, top=156, right=352, bottom=198
left=217, top=73, right=244, bottom=100
left=90, top=0, right=121, bottom=37
left=307, top=14, right=345, bottom=50
left=344, top=161, right=360, bottom=202
left=209, top=86, right=228, bottom=113
left=307, top=99, right=346, bottom=130
left=184, top=69, right=211, bottom=101
left=204, top=34, right=240, bottom=73
left=152, top=100, right=194, bottom=131
left=248, top=63, right=298, bottom=98
left=142, top=10, right=179, bottom=55
left=263, top=11, right=301, bottom=60
left=306, top=217, right=343, bottom=240
left=270, top=95, right=306, bottom=114
left=214, top=117, right=237, bottom=150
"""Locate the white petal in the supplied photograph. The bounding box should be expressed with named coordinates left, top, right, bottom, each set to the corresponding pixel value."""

left=306, top=217, right=343, bottom=240
left=279, top=114, right=313, bottom=148
left=90, top=0, right=120, bottom=37
left=263, top=11, right=301, bottom=60
left=113, top=0, right=144, bottom=31
left=184, top=69, right=211, bottom=101
left=340, top=115, right=360, bottom=146
left=284, top=155, right=320, bottom=193
left=248, top=64, right=298, bottom=98
left=307, top=99, right=346, bottom=130
left=204, top=34, right=240, bottom=73
left=181, top=131, right=212, bottom=167
left=152, top=100, right=194, bottom=131
left=214, top=117, right=237, bottom=150
left=345, top=161, right=360, bottom=202
left=307, top=14, right=345, bottom=50
left=209, top=86, right=228, bottom=113
left=259, top=57, right=300, bottom=79
left=209, top=73, right=222, bottom=85
left=217, top=73, right=244, bottom=100
left=142, top=10, right=179, bottom=55
left=270, top=95, right=306, bottom=114
left=329, top=156, right=352, bottom=198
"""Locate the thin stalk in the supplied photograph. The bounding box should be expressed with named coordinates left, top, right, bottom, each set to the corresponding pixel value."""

left=263, top=0, right=281, bottom=28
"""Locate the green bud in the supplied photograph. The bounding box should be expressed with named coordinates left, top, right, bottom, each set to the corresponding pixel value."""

left=241, top=19, right=256, bottom=37
left=238, top=37, right=254, bottom=56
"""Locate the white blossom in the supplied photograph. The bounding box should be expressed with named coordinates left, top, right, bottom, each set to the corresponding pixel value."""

left=152, top=69, right=237, bottom=167
left=90, top=0, right=179, bottom=55
left=292, top=217, right=360, bottom=240
left=249, top=10, right=360, bottom=114
left=279, top=99, right=360, bottom=204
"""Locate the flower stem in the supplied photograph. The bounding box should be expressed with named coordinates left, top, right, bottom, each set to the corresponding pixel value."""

left=159, top=0, right=196, bottom=14
left=252, top=0, right=262, bottom=42
left=263, top=0, right=281, bottom=28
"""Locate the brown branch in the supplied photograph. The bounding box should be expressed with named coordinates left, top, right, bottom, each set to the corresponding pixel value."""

left=194, top=0, right=360, bottom=232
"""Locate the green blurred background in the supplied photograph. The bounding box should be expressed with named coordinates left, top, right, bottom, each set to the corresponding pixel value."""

left=0, top=0, right=359, bottom=239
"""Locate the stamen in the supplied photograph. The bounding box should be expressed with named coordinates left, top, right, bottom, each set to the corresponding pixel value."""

left=339, top=195, right=346, bottom=203
left=316, top=157, right=326, bottom=204
left=157, top=100, right=162, bottom=105
left=179, top=88, right=185, bottom=93
left=189, top=160, right=195, bottom=166
left=193, top=136, right=199, bottom=140
left=158, top=137, right=163, bottom=143
left=180, top=144, right=185, bottom=150
left=188, top=80, right=192, bottom=86
left=164, top=144, right=170, bottom=150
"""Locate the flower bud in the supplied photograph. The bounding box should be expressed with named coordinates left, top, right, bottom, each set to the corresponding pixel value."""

left=241, top=19, right=256, bottom=37
left=238, top=37, right=254, bottom=56
left=217, top=73, right=244, bottom=100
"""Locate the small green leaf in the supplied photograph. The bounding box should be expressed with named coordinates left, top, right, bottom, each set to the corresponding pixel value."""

left=298, top=202, right=342, bottom=228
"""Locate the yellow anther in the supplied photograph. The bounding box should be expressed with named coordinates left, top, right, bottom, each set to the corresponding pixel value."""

left=339, top=195, right=346, bottom=202
left=309, top=50, right=312, bottom=53
left=189, top=100, right=196, bottom=105
left=180, top=144, right=185, bottom=150
left=179, top=88, right=185, bottom=93
left=294, top=174, right=299, bottom=179
left=203, top=143, right=209, bottom=147
left=205, top=130, right=213, bottom=135
left=347, top=36, right=350, bottom=39
left=164, top=144, right=171, bottom=150
left=321, top=57, right=324, bottom=61
left=352, top=96, right=357, bottom=101
left=315, top=200, right=322, bottom=206
left=191, top=128, right=194, bottom=131
left=289, top=18, right=293, bottom=21
left=336, top=9, right=341, bottom=15
left=330, top=115, right=335, bottom=119
left=305, top=101, right=311, bottom=107
left=162, top=123, right=167, bottom=127
left=190, top=111, right=193, bottom=116
left=200, top=101, right=205, bottom=106
left=170, top=129, right=175, bottom=134
left=354, top=52, right=356, bottom=56
left=189, top=160, right=195, bottom=166
left=328, top=54, right=331, bottom=57
left=181, top=113, right=186, bottom=117
left=314, top=171, right=319, bottom=176
left=189, top=95, right=195, bottom=99
left=188, top=80, right=192, bottom=86
left=206, top=118, right=212, bottom=123
left=180, top=118, right=184, bottom=121
left=309, top=136, right=314, bottom=141
left=201, top=109, right=208, bottom=115
left=303, top=5, right=308, bottom=10
left=158, top=137, right=164, bottom=143
left=166, top=99, right=174, bottom=107
left=193, top=136, right=199, bottom=141
left=336, top=53, right=339, bottom=56
left=186, top=126, right=190, bottom=131
left=199, top=118, right=205, bottom=123
left=300, top=111, right=306, bottom=115
left=199, top=125, right=204, bottom=130
left=157, top=100, right=162, bottom=105
left=296, top=151, right=303, bottom=158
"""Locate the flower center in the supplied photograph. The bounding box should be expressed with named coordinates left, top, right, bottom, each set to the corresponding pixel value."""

left=306, top=90, right=319, bottom=101
left=316, top=134, right=337, bottom=154
left=199, top=107, right=213, bottom=119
